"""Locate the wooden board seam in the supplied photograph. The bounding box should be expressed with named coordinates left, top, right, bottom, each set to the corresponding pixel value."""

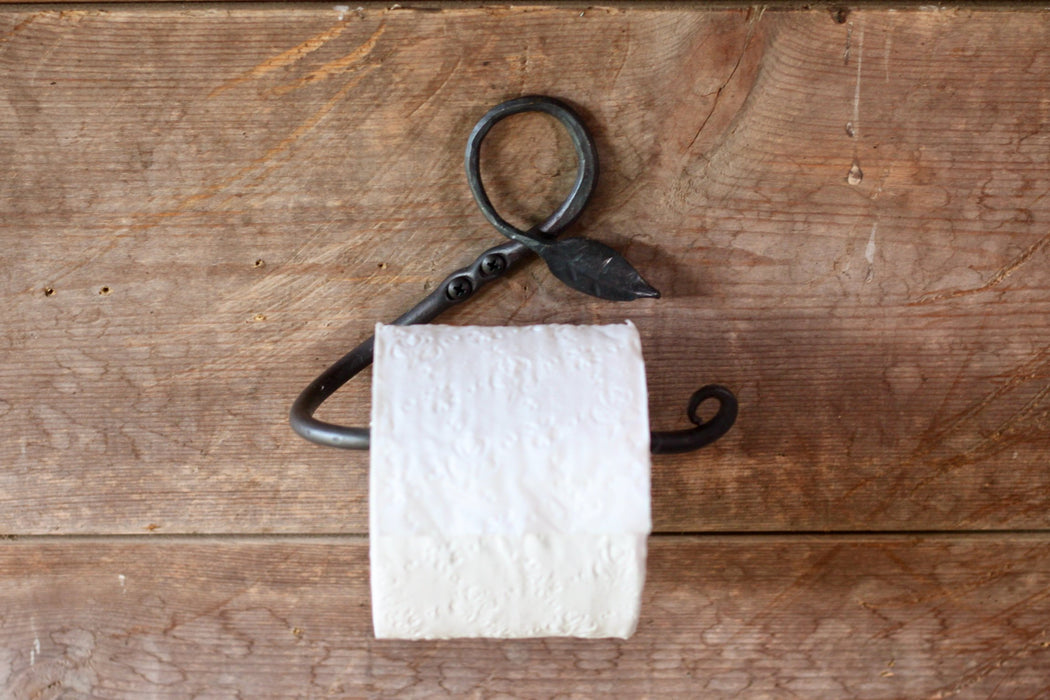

left=3, top=1, right=1050, bottom=11
left=5, top=531, right=1050, bottom=544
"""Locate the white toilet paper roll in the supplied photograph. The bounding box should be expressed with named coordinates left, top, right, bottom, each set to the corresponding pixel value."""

left=370, top=322, right=651, bottom=639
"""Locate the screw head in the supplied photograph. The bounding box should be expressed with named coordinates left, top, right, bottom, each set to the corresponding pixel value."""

left=446, top=276, right=474, bottom=300
left=480, top=254, right=507, bottom=277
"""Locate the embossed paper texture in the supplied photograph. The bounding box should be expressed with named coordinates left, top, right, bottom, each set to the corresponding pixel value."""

left=370, top=323, right=652, bottom=639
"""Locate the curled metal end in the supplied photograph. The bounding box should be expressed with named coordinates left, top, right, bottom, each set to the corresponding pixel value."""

left=650, top=385, right=738, bottom=455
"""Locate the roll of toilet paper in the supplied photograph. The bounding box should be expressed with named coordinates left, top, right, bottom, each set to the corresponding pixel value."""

left=369, top=322, right=651, bottom=639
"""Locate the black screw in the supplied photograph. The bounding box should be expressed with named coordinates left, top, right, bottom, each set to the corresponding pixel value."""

left=479, top=254, right=507, bottom=277
left=446, top=276, right=474, bottom=300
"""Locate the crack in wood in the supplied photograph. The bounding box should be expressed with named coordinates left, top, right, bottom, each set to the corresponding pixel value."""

left=268, top=25, right=385, bottom=98
left=685, top=10, right=763, bottom=154
left=911, top=231, right=1050, bottom=306
left=207, top=20, right=355, bottom=99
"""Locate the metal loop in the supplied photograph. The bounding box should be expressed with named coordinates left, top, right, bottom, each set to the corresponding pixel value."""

left=465, top=95, right=598, bottom=241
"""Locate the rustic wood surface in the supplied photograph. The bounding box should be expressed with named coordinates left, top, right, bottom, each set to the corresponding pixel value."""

left=3, top=6, right=1049, bottom=535
left=3, top=5, right=1050, bottom=696
left=2, top=535, right=1049, bottom=698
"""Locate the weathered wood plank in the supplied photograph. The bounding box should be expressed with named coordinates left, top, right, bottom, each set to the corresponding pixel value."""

left=2, top=7, right=1049, bottom=533
left=1, top=536, right=1048, bottom=698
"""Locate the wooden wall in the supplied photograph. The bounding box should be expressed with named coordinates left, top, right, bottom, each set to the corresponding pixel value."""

left=2, top=4, right=1049, bottom=696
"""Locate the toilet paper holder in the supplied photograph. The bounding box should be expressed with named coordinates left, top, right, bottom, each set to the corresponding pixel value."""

left=290, top=95, right=738, bottom=455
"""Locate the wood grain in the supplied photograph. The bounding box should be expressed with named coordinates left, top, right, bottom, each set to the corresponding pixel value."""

left=2, top=6, right=1050, bottom=533
left=0, top=535, right=1047, bottom=698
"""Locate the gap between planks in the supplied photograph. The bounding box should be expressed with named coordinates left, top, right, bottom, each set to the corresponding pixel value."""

left=5, top=530, right=1050, bottom=544
left=2, top=1, right=1050, bottom=11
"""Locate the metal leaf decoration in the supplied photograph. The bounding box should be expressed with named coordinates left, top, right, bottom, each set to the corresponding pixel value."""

left=513, top=234, right=660, bottom=302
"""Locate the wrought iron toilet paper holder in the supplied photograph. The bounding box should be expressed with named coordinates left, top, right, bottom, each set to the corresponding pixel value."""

left=289, top=95, right=738, bottom=454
